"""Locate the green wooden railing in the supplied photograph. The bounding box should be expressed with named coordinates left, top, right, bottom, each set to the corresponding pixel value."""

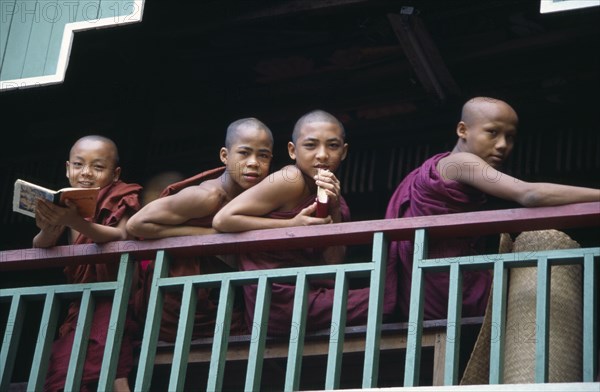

left=0, top=254, right=134, bottom=391
left=1, top=201, right=598, bottom=390
left=404, top=229, right=599, bottom=386
left=134, top=233, right=386, bottom=391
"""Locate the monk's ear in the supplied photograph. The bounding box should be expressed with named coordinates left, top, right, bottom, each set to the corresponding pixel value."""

left=112, top=167, right=121, bottom=182
left=341, top=143, right=348, bottom=161
left=219, top=147, right=228, bottom=165
left=456, top=121, right=468, bottom=140
left=65, top=161, right=70, bottom=179
left=288, top=142, right=296, bottom=160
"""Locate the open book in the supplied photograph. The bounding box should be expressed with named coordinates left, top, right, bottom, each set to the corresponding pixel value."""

left=13, top=179, right=99, bottom=219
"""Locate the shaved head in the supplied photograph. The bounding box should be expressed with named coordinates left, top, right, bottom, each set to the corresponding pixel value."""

left=225, top=118, right=273, bottom=149
left=461, top=97, right=518, bottom=127
left=71, top=135, right=119, bottom=165
left=292, top=110, right=345, bottom=143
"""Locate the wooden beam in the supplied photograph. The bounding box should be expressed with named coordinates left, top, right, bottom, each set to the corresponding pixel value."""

left=0, top=202, right=598, bottom=271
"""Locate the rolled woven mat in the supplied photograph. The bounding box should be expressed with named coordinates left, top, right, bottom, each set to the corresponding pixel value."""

left=460, top=233, right=513, bottom=385
left=461, top=230, right=582, bottom=384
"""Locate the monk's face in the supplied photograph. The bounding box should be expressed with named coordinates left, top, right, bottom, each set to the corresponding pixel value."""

left=66, top=139, right=120, bottom=189
left=220, top=126, right=273, bottom=190
left=288, top=121, right=348, bottom=178
left=457, top=101, right=518, bottom=169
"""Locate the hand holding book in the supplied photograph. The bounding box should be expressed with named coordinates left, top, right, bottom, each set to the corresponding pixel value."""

left=13, top=179, right=99, bottom=219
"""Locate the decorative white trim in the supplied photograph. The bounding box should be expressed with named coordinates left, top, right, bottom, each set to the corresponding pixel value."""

left=540, top=0, right=600, bottom=14
left=0, top=0, right=145, bottom=91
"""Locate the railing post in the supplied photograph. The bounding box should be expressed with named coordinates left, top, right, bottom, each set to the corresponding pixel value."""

left=325, top=270, right=349, bottom=390
left=362, top=232, right=387, bottom=388
left=28, top=291, right=60, bottom=390
left=207, top=278, right=235, bottom=391
left=98, top=253, right=134, bottom=390
left=0, top=294, right=26, bottom=391
left=444, top=262, right=462, bottom=385
left=169, top=280, right=197, bottom=391
left=64, top=289, right=95, bottom=390
left=404, top=228, right=427, bottom=387
left=284, top=272, right=309, bottom=392
left=489, top=259, right=508, bottom=384
left=245, top=275, right=271, bottom=392
left=582, top=253, right=597, bottom=382
left=135, top=250, right=169, bottom=391
left=535, top=257, right=550, bottom=383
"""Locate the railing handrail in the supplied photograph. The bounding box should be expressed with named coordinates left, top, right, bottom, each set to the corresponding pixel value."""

left=1, top=201, right=598, bottom=271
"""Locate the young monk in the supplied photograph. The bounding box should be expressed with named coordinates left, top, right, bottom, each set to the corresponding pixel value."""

left=34, top=135, right=142, bottom=391
left=213, top=110, right=398, bottom=335
left=126, top=118, right=274, bottom=341
left=385, top=96, right=600, bottom=321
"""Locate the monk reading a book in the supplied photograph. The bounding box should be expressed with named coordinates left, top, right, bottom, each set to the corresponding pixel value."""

left=34, top=135, right=142, bottom=392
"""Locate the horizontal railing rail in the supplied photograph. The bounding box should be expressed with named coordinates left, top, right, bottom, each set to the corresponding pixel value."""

left=1, top=202, right=598, bottom=271
left=1, top=201, right=599, bottom=391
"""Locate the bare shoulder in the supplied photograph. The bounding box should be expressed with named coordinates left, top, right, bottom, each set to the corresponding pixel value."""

left=273, top=165, right=306, bottom=189
left=170, top=179, right=226, bottom=208
left=229, top=165, right=308, bottom=213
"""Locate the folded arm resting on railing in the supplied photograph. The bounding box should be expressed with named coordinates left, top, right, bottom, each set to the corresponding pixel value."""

left=1, top=202, right=598, bottom=271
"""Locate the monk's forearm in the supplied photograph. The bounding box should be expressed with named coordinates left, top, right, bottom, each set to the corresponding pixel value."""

left=134, top=224, right=216, bottom=239
left=213, top=215, right=291, bottom=233
left=69, top=220, right=128, bottom=243
left=521, top=183, right=600, bottom=207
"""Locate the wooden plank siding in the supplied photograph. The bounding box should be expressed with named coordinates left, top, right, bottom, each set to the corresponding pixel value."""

left=0, top=0, right=143, bottom=90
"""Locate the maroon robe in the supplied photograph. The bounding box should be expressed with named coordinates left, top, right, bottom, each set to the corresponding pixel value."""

left=45, top=180, right=142, bottom=392
left=385, top=152, right=491, bottom=321
left=239, top=193, right=397, bottom=336
left=134, top=167, right=247, bottom=342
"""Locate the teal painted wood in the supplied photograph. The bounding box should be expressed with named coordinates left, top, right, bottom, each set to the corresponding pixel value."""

left=245, top=275, right=271, bottom=392
left=444, top=262, right=462, bottom=385
left=489, top=260, right=508, bottom=384
left=0, top=294, right=25, bottom=391
left=207, top=278, right=235, bottom=392
left=97, top=254, right=133, bottom=390
left=169, top=281, right=196, bottom=391
left=28, top=291, right=60, bottom=390
left=362, top=232, right=387, bottom=388
left=154, top=262, right=373, bottom=289
left=404, top=228, right=427, bottom=387
left=325, top=270, right=349, bottom=390
left=134, top=250, right=169, bottom=391
left=0, top=0, right=35, bottom=80
left=1, top=0, right=140, bottom=84
left=74, top=1, right=101, bottom=21
left=425, top=247, right=599, bottom=267
left=0, top=0, right=16, bottom=70
left=582, top=254, right=597, bottom=382
left=42, top=0, right=80, bottom=76
left=0, top=281, right=124, bottom=296
left=284, top=272, right=309, bottom=392
left=64, top=289, right=95, bottom=390
left=535, top=257, right=550, bottom=383
left=21, top=1, right=55, bottom=78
